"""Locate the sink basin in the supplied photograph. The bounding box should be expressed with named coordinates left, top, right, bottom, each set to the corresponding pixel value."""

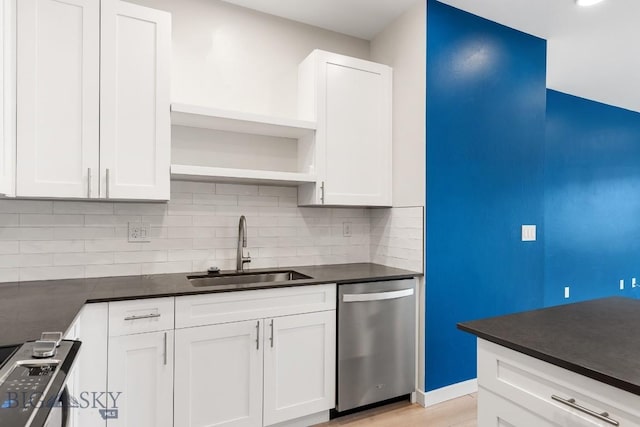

left=188, top=270, right=312, bottom=288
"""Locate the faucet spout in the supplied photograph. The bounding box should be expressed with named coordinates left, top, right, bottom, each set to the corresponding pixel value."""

left=236, top=215, right=251, bottom=272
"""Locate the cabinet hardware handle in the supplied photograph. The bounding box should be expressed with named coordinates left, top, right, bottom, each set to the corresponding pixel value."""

left=551, top=395, right=619, bottom=426
left=163, top=332, right=167, bottom=366
left=320, top=181, right=325, bottom=204
left=87, top=168, right=92, bottom=198
left=256, top=321, right=260, bottom=350
left=105, top=168, right=110, bottom=198
left=270, top=319, right=274, bottom=348
left=124, top=313, right=161, bottom=321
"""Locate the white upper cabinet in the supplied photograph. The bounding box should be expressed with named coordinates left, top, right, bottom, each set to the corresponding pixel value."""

left=16, top=0, right=100, bottom=198
left=0, top=0, right=14, bottom=196
left=100, top=1, right=170, bottom=200
left=298, top=50, right=393, bottom=207
left=15, top=0, right=170, bottom=200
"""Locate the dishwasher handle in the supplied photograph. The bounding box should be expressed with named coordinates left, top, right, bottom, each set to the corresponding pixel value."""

left=342, top=288, right=414, bottom=303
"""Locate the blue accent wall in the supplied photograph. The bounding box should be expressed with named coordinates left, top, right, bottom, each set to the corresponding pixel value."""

left=425, top=0, right=547, bottom=390
left=545, top=90, right=640, bottom=306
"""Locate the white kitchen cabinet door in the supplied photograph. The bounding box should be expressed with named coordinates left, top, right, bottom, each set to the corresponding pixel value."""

left=107, top=331, right=174, bottom=427
left=263, top=311, right=336, bottom=426
left=0, top=0, right=14, bottom=196
left=66, top=303, right=109, bottom=427
left=175, top=320, right=264, bottom=427
left=298, top=51, right=392, bottom=207
left=100, top=0, right=170, bottom=200
left=16, top=0, right=100, bottom=198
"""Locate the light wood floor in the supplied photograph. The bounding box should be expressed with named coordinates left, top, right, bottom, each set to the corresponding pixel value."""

left=317, top=393, right=477, bottom=427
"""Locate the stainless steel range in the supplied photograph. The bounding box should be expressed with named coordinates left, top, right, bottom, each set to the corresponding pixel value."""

left=0, top=333, right=80, bottom=427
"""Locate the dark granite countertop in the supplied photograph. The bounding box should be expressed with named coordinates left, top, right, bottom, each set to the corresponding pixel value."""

left=0, top=263, right=420, bottom=348
left=458, top=297, right=640, bottom=396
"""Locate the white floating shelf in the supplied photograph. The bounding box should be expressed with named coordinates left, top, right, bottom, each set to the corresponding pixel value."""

left=171, top=165, right=317, bottom=186
left=171, top=103, right=316, bottom=139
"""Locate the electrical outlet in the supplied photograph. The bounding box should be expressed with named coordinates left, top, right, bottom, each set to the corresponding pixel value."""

left=633, top=278, right=637, bottom=288
left=128, top=222, right=151, bottom=242
left=620, top=279, right=625, bottom=290
left=343, top=222, right=352, bottom=237
left=564, top=286, right=570, bottom=299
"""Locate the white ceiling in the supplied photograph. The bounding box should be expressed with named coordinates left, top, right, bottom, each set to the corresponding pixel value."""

left=221, top=0, right=640, bottom=113
left=220, top=0, right=420, bottom=40
left=437, top=0, right=640, bottom=113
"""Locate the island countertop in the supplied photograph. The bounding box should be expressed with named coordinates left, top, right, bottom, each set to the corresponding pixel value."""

left=0, top=262, right=420, bottom=348
left=458, top=297, right=640, bottom=397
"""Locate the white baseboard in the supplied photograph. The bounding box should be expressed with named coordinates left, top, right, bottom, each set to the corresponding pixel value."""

left=415, top=378, right=478, bottom=407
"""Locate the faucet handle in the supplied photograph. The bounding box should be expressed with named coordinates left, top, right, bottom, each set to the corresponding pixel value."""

left=242, top=248, right=251, bottom=259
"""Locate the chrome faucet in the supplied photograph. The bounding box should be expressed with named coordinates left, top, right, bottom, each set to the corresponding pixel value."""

left=236, top=215, right=251, bottom=272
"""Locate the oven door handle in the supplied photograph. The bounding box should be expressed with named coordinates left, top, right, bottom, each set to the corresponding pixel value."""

left=342, top=288, right=414, bottom=302
left=60, top=386, right=70, bottom=427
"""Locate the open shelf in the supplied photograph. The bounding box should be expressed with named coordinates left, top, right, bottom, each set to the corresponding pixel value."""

left=171, top=103, right=316, bottom=139
left=171, top=164, right=316, bottom=186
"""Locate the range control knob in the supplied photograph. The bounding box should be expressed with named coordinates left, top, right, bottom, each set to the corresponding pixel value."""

left=32, top=340, right=57, bottom=358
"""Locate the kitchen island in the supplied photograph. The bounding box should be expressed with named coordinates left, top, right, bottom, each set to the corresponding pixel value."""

left=458, top=297, right=640, bottom=426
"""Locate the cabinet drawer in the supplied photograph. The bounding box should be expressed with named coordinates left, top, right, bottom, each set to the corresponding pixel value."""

left=109, top=297, right=174, bottom=336
left=478, top=339, right=640, bottom=426
left=479, top=387, right=597, bottom=427
left=175, top=284, right=336, bottom=329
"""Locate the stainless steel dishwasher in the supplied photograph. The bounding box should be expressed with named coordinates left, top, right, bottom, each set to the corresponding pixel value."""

left=336, top=279, right=416, bottom=412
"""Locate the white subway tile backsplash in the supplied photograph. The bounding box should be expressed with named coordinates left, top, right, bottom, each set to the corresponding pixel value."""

left=84, top=215, right=141, bottom=227
left=258, top=186, right=297, bottom=198
left=168, top=203, right=217, bottom=216
left=20, top=214, right=85, bottom=227
left=115, top=203, right=167, bottom=216
left=0, top=268, right=19, bottom=282
left=0, top=254, right=52, bottom=268
left=141, top=261, right=192, bottom=275
left=0, top=228, right=55, bottom=241
left=53, top=201, right=113, bottom=215
left=193, top=193, right=238, bottom=206
left=114, top=251, right=168, bottom=264
left=216, top=183, right=258, bottom=196
left=171, top=180, right=215, bottom=193
left=0, top=200, right=53, bottom=214
left=85, top=264, right=141, bottom=279
left=0, top=214, right=19, bottom=227
left=20, top=240, right=84, bottom=254
left=20, top=266, right=84, bottom=282
left=0, top=181, right=423, bottom=283
left=54, top=252, right=114, bottom=266
left=238, top=195, right=278, bottom=207
left=0, top=241, right=19, bottom=254
left=54, top=227, right=115, bottom=240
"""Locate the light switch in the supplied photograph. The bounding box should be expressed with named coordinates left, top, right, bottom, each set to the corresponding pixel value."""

left=521, top=225, right=536, bottom=242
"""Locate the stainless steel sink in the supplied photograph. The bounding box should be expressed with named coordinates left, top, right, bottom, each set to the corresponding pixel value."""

left=188, top=270, right=312, bottom=288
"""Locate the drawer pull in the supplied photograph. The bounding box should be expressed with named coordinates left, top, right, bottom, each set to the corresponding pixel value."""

left=551, top=395, right=619, bottom=426
left=124, top=313, right=161, bottom=321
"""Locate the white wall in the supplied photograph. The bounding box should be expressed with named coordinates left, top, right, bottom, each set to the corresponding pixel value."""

left=128, top=0, right=370, bottom=118
left=370, top=0, right=426, bottom=207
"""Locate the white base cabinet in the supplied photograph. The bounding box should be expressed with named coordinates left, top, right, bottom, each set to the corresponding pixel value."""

left=263, top=311, right=336, bottom=426
left=478, top=339, right=640, bottom=427
left=107, top=331, right=174, bottom=427
left=174, top=283, right=337, bottom=427
left=65, top=303, right=109, bottom=427
left=175, top=320, right=264, bottom=427
left=69, top=285, right=337, bottom=427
